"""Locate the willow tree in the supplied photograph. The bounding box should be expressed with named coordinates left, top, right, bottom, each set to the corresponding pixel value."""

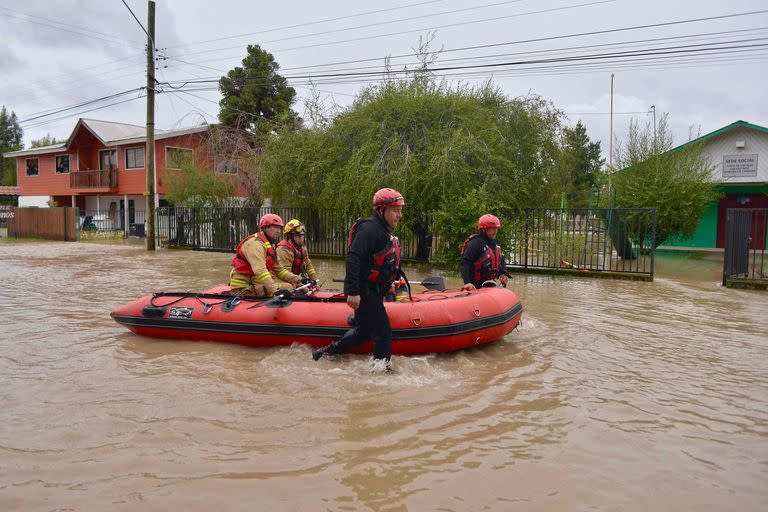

left=611, top=114, right=721, bottom=248
left=261, top=74, right=565, bottom=263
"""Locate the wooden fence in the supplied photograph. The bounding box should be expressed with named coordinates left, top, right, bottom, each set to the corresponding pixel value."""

left=9, top=207, right=78, bottom=241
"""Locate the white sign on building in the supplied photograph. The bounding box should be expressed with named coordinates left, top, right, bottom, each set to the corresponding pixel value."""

left=722, top=154, right=758, bottom=178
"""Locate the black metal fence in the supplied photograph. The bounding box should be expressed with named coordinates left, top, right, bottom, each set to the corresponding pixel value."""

left=507, top=208, right=656, bottom=275
left=157, top=207, right=433, bottom=261
left=80, top=208, right=147, bottom=236
left=723, top=208, right=768, bottom=286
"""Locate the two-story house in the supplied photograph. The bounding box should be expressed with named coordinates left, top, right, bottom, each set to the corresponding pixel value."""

left=3, top=118, right=241, bottom=233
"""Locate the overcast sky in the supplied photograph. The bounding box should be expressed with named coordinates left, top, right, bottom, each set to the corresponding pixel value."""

left=2, top=0, right=767, bottom=160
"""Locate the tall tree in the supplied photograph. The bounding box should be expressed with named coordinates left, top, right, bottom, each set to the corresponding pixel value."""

left=260, top=75, right=566, bottom=264
left=612, top=114, right=721, bottom=248
left=218, top=45, right=301, bottom=138
left=559, top=120, right=604, bottom=206
left=31, top=134, right=61, bottom=148
left=0, top=106, right=23, bottom=185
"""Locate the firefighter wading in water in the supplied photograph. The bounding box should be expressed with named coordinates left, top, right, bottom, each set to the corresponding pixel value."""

left=312, top=188, right=405, bottom=372
left=460, top=214, right=509, bottom=291
left=276, top=219, right=319, bottom=286
left=229, top=214, right=303, bottom=296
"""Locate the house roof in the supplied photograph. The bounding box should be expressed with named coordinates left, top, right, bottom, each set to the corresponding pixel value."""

left=2, top=118, right=211, bottom=158
left=72, top=118, right=148, bottom=146
left=613, top=120, right=768, bottom=176
left=669, top=120, right=768, bottom=153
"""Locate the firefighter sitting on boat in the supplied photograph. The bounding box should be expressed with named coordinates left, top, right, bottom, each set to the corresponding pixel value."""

left=460, top=214, right=509, bottom=291
left=276, top=219, right=320, bottom=289
left=229, top=214, right=303, bottom=297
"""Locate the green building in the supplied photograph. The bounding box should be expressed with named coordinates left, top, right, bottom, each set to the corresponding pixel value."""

left=660, top=120, right=768, bottom=250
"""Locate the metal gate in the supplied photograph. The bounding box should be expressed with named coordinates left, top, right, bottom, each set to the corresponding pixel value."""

left=722, top=208, right=768, bottom=287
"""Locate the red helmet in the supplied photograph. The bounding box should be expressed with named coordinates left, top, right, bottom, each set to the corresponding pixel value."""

left=259, top=213, right=284, bottom=230
left=372, top=188, right=405, bottom=208
left=478, top=214, right=501, bottom=229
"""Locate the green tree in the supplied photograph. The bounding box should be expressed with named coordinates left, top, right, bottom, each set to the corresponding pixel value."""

left=30, top=133, right=61, bottom=148
left=163, top=152, right=236, bottom=208
left=611, top=114, right=721, bottom=248
left=218, top=45, right=301, bottom=138
left=0, top=106, right=23, bottom=185
left=261, top=74, right=566, bottom=264
left=558, top=120, right=604, bottom=206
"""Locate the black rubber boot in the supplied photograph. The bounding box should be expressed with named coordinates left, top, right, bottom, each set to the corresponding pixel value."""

left=312, top=341, right=339, bottom=361
left=311, top=346, right=328, bottom=361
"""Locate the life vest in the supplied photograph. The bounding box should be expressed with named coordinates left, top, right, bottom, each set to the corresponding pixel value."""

left=231, top=232, right=276, bottom=276
left=348, top=218, right=401, bottom=285
left=461, top=233, right=502, bottom=284
left=277, top=239, right=306, bottom=276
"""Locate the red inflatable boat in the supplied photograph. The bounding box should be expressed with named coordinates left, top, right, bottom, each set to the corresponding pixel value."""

left=111, top=285, right=523, bottom=354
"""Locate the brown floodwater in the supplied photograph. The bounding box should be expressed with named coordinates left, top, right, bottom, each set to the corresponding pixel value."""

left=0, top=240, right=766, bottom=511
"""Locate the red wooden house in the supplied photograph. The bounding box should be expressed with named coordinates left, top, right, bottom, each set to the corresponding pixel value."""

left=3, top=118, right=242, bottom=233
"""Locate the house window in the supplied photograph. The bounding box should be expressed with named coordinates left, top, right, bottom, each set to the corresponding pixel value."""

left=55, top=155, right=70, bottom=174
left=125, top=147, right=145, bottom=169
left=99, top=149, right=117, bottom=170
left=26, top=158, right=39, bottom=176
left=166, top=147, right=194, bottom=170
left=215, top=158, right=238, bottom=174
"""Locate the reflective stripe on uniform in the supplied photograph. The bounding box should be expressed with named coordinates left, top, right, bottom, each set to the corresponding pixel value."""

left=255, top=271, right=271, bottom=282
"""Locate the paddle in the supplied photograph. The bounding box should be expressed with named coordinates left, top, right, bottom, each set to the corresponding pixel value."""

left=332, top=276, right=446, bottom=292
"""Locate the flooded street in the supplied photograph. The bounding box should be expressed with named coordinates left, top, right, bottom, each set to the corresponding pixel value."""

left=1, top=240, right=766, bottom=511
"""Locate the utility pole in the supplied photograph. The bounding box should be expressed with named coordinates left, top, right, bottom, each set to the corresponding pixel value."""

left=649, top=104, right=657, bottom=151
left=608, top=73, right=614, bottom=193
left=145, top=0, right=156, bottom=251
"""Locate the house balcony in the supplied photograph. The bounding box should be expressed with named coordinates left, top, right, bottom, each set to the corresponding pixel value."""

left=70, top=169, right=118, bottom=191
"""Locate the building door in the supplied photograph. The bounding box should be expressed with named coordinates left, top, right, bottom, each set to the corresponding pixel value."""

left=716, top=194, right=768, bottom=248
left=119, top=199, right=136, bottom=225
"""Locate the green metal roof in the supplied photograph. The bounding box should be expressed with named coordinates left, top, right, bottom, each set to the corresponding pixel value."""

left=669, top=120, right=768, bottom=153
left=613, top=120, right=768, bottom=176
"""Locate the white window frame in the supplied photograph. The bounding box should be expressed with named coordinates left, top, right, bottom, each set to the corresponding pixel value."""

left=25, top=157, right=39, bottom=177
left=165, top=146, right=194, bottom=170
left=125, top=146, right=145, bottom=170
left=55, top=154, right=71, bottom=174
left=214, top=157, right=238, bottom=175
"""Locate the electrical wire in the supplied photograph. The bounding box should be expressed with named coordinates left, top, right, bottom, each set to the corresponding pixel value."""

left=18, top=87, right=146, bottom=124
left=165, top=0, right=444, bottom=49
left=171, top=0, right=531, bottom=58
left=0, top=6, right=143, bottom=49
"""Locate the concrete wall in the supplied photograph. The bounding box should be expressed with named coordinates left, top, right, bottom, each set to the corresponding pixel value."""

left=18, top=196, right=52, bottom=208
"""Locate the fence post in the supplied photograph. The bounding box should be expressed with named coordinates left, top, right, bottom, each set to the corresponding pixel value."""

left=524, top=208, right=529, bottom=269
left=722, top=209, right=732, bottom=287
left=650, top=208, right=656, bottom=277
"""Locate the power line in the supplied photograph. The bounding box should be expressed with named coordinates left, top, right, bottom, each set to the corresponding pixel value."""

left=120, top=0, right=150, bottom=41
left=0, top=6, right=143, bottom=49
left=18, top=87, right=146, bottom=124
left=166, top=0, right=444, bottom=49
left=170, top=0, right=616, bottom=59
left=21, top=95, right=147, bottom=130
left=169, top=42, right=768, bottom=89
left=162, top=26, right=768, bottom=81
left=169, top=8, right=768, bottom=75
left=161, top=39, right=768, bottom=86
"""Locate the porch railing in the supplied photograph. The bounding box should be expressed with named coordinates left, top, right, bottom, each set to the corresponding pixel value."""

left=70, top=168, right=118, bottom=189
